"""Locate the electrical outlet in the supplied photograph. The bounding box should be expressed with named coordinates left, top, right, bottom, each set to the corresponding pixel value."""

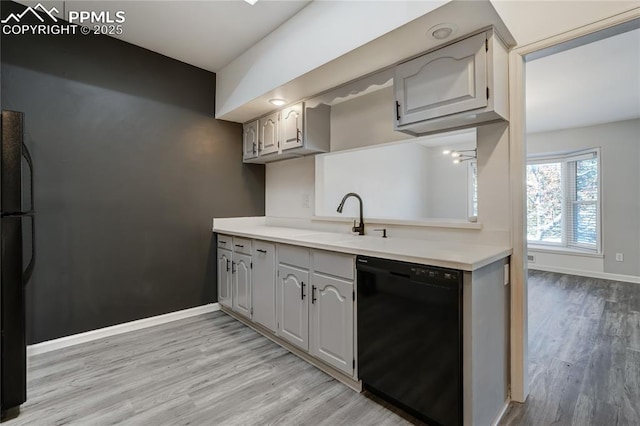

left=301, top=194, right=310, bottom=209
left=615, top=253, right=624, bottom=262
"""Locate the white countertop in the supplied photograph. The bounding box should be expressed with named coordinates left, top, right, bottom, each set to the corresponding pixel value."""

left=213, top=218, right=511, bottom=271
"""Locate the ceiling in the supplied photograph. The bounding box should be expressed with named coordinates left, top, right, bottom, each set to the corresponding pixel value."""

left=17, top=0, right=311, bottom=72
left=526, top=28, right=640, bottom=134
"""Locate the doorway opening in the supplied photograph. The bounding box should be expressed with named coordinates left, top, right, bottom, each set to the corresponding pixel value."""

left=504, top=19, right=640, bottom=424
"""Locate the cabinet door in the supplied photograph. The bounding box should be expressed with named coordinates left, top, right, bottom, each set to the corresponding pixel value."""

left=280, top=103, right=303, bottom=151
left=243, top=120, right=258, bottom=160
left=310, top=274, right=354, bottom=375
left=277, top=264, right=309, bottom=351
left=259, top=112, right=279, bottom=156
left=252, top=242, right=276, bottom=332
left=394, top=32, right=487, bottom=126
left=232, top=253, right=252, bottom=318
left=217, top=248, right=232, bottom=308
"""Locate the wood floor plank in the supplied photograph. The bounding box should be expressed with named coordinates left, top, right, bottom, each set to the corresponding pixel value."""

left=9, top=270, right=639, bottom=426
left=6, top=311, right=412, bottom=426
left=500, top=271, right=640, bottom=426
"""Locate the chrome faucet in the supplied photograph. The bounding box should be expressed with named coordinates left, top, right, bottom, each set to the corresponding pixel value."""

left=337, top=192, right=365, bottom=235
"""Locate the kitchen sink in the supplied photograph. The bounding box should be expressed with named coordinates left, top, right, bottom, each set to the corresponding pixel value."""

left=294, top=232, right=357, bottom=244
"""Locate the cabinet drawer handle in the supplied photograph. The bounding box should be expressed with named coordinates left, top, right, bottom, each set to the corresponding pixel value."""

left=301, top=281, right=305, bottom=300
left=226, top=259, right=230, bottom=272
left=311, top=285, right=316, bottom=304
left=235, top=244, right=244, bottom=248
left=256, top=249, right=267, bottom=254
left=219, top=241, right=227, bottom=245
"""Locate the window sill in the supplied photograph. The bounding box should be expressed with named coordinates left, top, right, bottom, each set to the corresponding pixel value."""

left=527, top=244, right=603, bottom=258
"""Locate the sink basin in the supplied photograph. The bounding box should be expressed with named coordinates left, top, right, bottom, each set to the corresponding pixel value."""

left=294, top=232, right=357, bottom=244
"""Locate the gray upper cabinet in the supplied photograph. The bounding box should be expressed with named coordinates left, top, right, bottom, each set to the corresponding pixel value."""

left=243, top=120, right=258, bottom=161
left=280, top=103, right=303, bottom=151
left=217, top=247, right=232, bottom=309
left=259, top=112, right=279, bottom=156
left=395, top=32, right=487, bottom=125
left=252, top=241, right=276, bottom=333
left=394, top=28, right=509, bottom=136
left=232, top=253, right=252, bottom=319
left=310, top=273, right=354, bottom=375
left=243, top=102, right=329, bottom=164
left=277, top=264, right=309, bottom=351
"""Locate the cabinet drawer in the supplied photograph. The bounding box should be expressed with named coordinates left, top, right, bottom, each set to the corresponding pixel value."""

left=278, top=244, right=310, bottom=269
left=313, top=250, right=355, bottom=281
left=217, top=234, right=232, bottom=249
left=232, top=237, right=252, bottom=255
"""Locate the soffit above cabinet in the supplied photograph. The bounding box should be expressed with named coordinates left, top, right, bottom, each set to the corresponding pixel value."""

left=217, top=0, right=515, bottom=123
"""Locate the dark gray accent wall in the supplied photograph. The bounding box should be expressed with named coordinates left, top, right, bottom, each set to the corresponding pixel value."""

left=1, top=2, right=265, bottom=344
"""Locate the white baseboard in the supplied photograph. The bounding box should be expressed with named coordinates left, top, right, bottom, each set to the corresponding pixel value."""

left=492, top=399, right=511, bottom=426
left=529, top=265, right=640, bottom=284
left=27, top=303, right=220, bottom=357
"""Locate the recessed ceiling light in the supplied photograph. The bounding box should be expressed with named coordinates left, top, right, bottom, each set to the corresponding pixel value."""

left=244, top=0, right=259, bottom=5
left=269, top=99, right=286, bottom=107
left=429, top=23, right=457, bottom=40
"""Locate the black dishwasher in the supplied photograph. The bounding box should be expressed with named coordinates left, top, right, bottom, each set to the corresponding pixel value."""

left=357, top=256, right=462, bottom=426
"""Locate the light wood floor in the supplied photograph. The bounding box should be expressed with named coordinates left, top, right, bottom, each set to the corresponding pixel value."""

left=7, top=271, right=639, bottom=425
left=500, top=270, right=640, bottom=425
left=7, top=311, right=411, bottom=426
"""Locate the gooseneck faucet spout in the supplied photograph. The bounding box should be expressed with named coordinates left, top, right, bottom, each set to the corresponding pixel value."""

left=337, top=192, right=365, bottom=235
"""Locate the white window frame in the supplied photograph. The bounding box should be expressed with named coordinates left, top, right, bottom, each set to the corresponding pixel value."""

left=526, top=148, right=601, bottom=253
left=467, top=160, right=478, bottom=218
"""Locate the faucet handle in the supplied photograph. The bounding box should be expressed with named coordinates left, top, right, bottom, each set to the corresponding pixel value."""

left=374, top=228, right=387, bottom=238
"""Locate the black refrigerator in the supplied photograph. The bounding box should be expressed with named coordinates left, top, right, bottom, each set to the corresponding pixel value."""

left=0, top=110, right=35, bottom=422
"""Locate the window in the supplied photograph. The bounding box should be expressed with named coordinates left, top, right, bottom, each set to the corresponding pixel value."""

left=526, top=149, right=600, bottom=252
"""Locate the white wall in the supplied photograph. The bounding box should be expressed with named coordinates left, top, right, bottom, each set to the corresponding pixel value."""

left=330, top=86, right=412, bottom=151
left=265, top=156, right=315, bottom=218
left=216, top=1, right=448, bottom=119
left=265, top=114, right=510, bottom=247
left=527, top=119, right=640, bottom=277
left=425, top=142, right=476, bottom=219
left=490, top=0, right=639, bottom=47
left=316, top=143, right=429, bottom=220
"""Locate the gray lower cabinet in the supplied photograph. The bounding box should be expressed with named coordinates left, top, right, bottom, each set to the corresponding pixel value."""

left=232, top=253, right=252, bottom=318
left=217, top=248, right=232, bottom=308
left=277, top=264, right=309, bottom=351
left=252, top=241, right=276, bottom=332
left=217, top=235, right=356, bottom=382
left=310, top=273, right=354, bottom=375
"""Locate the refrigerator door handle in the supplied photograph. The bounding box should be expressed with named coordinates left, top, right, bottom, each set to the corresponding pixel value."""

left=22, top=212, right=35, bottom=285
left=22, top=142, right=35, bottom=213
